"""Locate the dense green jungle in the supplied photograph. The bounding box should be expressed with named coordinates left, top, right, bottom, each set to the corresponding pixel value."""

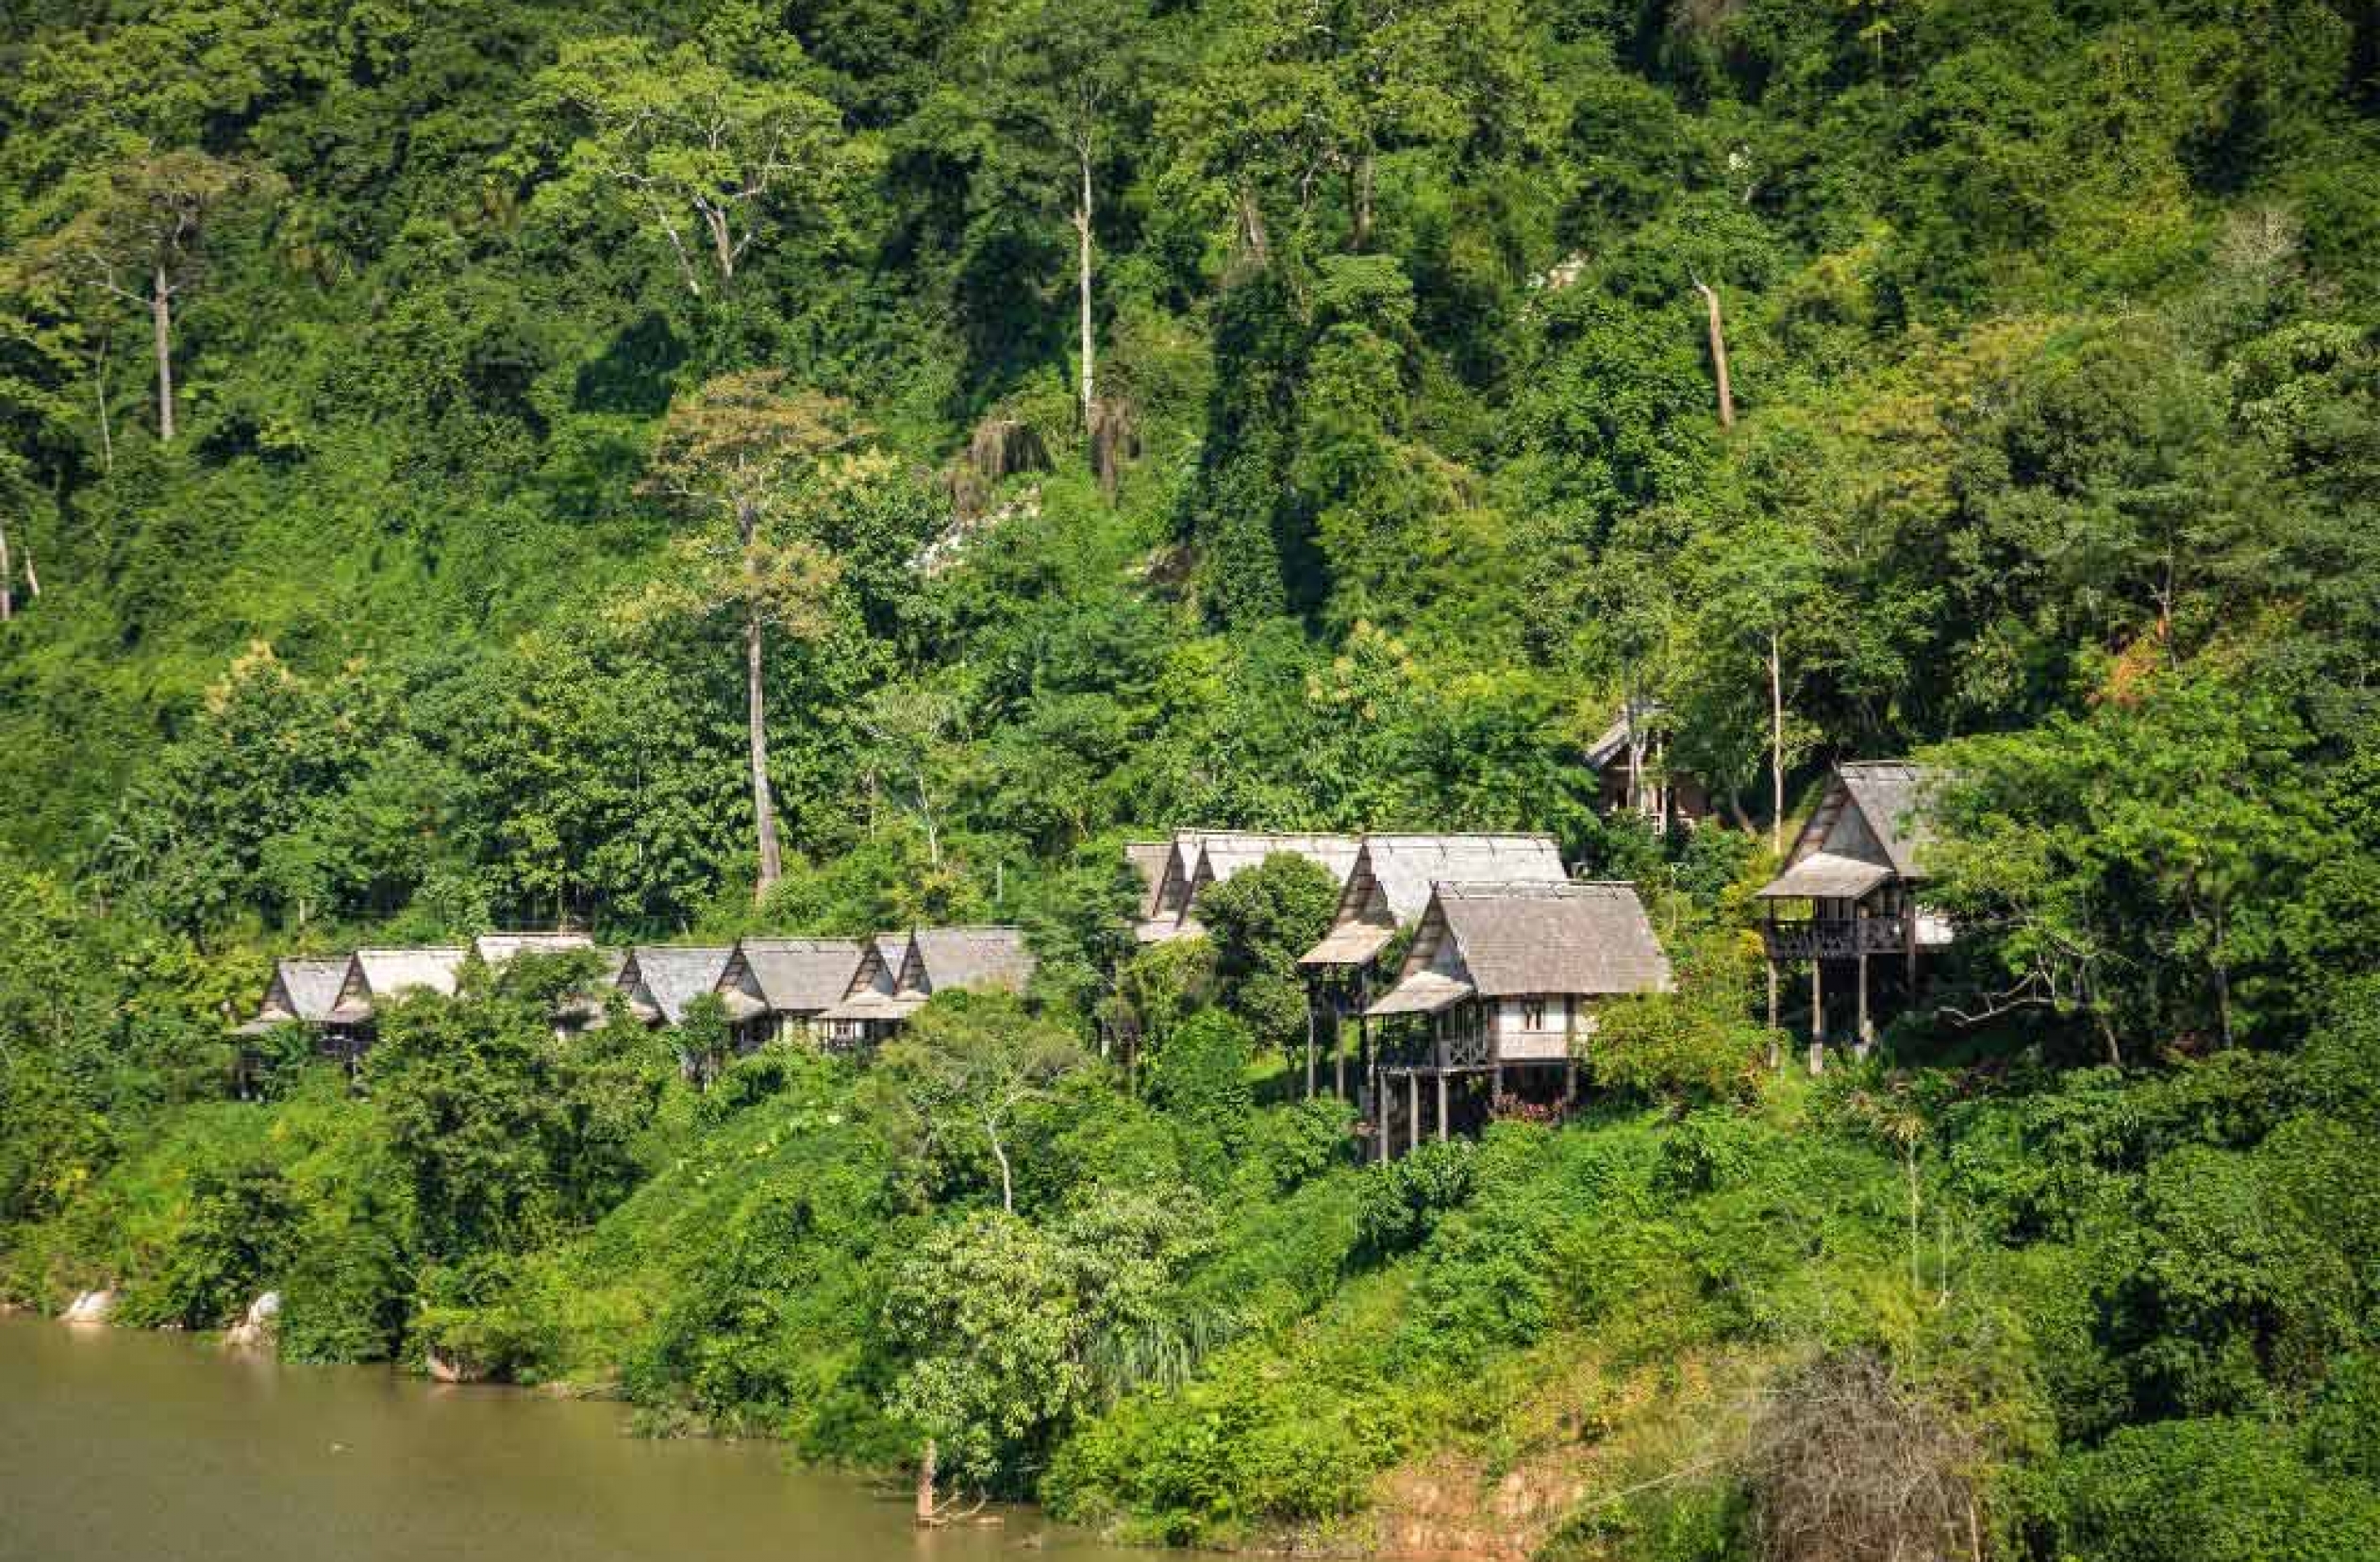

left=7, top=1, right=2380, bottom=1556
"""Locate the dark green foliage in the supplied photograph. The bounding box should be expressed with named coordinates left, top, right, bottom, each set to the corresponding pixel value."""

left=5, top=0, right=2380, bottom=1553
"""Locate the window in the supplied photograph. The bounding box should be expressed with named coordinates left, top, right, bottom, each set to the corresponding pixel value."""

left=1522, top=999, right=1546, bottom=1031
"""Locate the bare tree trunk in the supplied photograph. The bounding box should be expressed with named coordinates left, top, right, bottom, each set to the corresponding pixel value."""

left=1768, top=629, right=1786, bottom=854
left=1692, top=276, right=1735, bottom=429
left=915, top=1438, right=938, bottom=1524
left=705, top=207, right=735, bottom=285
left=1351, top=150, right=1374, bottom=250
left=743, top=594, right=783, bottom=903
left=151, top=263, right=175, bottom=442
left=1074, top=152, right=1095, bottom=434
left=0, top=513, right=12, bottom=622
left=988, top=1128, right=1013, bottom=1214
left=92, top=333, right=114, bottom=474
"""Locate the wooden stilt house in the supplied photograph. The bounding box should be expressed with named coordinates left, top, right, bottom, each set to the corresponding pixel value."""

left=816, top=932, right=911, bottom=1049
left=1584, top=705, right=1711, bottom=831
left=319, top=947, right=468, bottom=1069
left=1756, top=761, right=1952, bottom=1071
left=1298, top=834, right=1567, bottom=1102
left=715, top=937, right=867, bottom=1053
left=1363, top=882, right=1672, bottom=1156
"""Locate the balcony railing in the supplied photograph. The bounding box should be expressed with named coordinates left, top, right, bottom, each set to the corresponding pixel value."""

left=1762, top=915, right=1909, bottom=960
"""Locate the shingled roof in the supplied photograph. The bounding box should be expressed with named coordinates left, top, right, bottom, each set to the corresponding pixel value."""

left=903, top=926, right=1037, bottom=996
left=1301, top=834, right=1566, bottom=968
left=618, top=945, right=734, bottom=1026
left=720, top=937, right=867, bottom=1021
left=241, top=955, right=351, bottom=1033
left=328, top=947, right=468, bottom=1023
left=1367, top=882, right=1670, bottom=1016
left=473, top=931, right=594, bottom=966
left=817, top=932, right=915, bottom=1022
left=1757, top=761, right=1943, bottom=899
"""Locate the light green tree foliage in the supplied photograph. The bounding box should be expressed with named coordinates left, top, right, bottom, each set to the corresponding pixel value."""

left=868, top=990, right=1090, bottom=1213
left=1192, top=852, right=1339, bottom=1071
left=1925, top=670, right=2332, bottom=1061
left=884, top=1185, right=1213, bottom=1491
left=524, top=19, right=851, bottom=297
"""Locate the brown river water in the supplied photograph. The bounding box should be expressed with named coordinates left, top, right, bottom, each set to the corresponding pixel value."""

left=0, top=1316, right=1159, bottom=1562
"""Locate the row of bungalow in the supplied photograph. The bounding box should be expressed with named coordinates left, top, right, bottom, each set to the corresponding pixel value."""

left=1124, top=759, right=1949, bottom=1155
left=244, top=752, right=1945, bottom=1147
left=242, top=925, right=1036, bottom=1079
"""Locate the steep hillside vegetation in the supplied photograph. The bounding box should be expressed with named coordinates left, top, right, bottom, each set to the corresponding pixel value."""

left=6, top=3, right=2380, bottom=1558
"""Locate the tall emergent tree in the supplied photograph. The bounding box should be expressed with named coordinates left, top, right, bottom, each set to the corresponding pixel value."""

left=530, top=31, right=847, bottom=297
left=969, top=0, right=1154, bottom=433
left=641, top=372, right=857, bottom=901
left=38, top=150, right=281, bottom=442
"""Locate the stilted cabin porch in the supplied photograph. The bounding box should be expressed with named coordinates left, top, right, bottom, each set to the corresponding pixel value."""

left=1756, top=761, right=1953, bottom=1071
left=1358, top=880, right=1672, bottom=1158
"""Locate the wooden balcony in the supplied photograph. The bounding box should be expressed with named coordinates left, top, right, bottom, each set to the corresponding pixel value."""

left=1762, top=915, right=1909, bottom=960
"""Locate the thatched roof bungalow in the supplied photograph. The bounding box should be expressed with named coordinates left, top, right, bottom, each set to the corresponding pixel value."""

left=717, top=937, right=868, bottom=1050
left=616, top=945, right=736, bottom=1028
left=1300, top=833, right=1567, bottom=974
left=1364, top=881, right=1671, bottom=1156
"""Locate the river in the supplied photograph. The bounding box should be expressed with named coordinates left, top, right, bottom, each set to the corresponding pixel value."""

left=0, top=1316, right=1157, bottom=1562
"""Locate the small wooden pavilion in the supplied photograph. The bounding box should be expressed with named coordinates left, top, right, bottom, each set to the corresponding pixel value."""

left=235, top=955, right=360, bottom=1086
left=1756, top=761, right=1952, bottom=1071
left=1297, top=834, right=1567, bottom=1099
left=1363, top=881, right=1672, bottom=1157
left=716, top=937, right=867, bottom=1052
left=1583, top=705, right=1711, bottom=832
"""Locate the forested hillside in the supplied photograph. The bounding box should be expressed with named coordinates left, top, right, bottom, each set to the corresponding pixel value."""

left=7, top=2, right=2380, bottom=1558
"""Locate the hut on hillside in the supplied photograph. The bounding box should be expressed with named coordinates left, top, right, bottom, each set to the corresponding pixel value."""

left=1134, top=830, right=1364, bottom=944
left=235, top=955, right=360, bottom=1087
left=817, top=926, right=1040, bottom=1048
left=1177, top=833, right=1362, bottom=939
left=318, top=947, right=468, bottom=1066
left=616, top=945, right=736, bottom=1029
left=716, top=937, right=867, bottom=1053
left=816, top=932, right=912, bottom=1049
left=1364, top=882, right=1671, bottom=1157
left=1298, top=834, right=1567, bottom=1096
left=1583, top=706, right=1711, bottom=831
left=1755, top=760, right=1952, bottom=1070
left=1123, top=839, right=1175, bottom=941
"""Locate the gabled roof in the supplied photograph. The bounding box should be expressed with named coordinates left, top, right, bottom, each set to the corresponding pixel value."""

left=1759, top=761, right=1944, bottom=900
left=723, top=937, right=867, bottom=1016
left=903, top=926, right=1036, bottom=997
left=817, top=932, right=916, bottom=1022
left=1124, top=840, right=1173, bottom=917
left=1838, top=762, right=1939, bottom=878
left=1366, top=882, right=1670, bottom=1016
left=329, top=947, right=468, bottom=1024
left=1300, top=834, right=1566, bottom=968
left=473, top=931, right=594, bottom=966
left=618, top=945, right=734, bottom=1026
left=263, top=956, right=350, bottom=1024
left=1188, top=832, right=1362, bottom=894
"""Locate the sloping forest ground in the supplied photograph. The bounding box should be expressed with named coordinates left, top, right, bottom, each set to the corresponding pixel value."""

left=6, top=2, right=2380, bottom=1558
